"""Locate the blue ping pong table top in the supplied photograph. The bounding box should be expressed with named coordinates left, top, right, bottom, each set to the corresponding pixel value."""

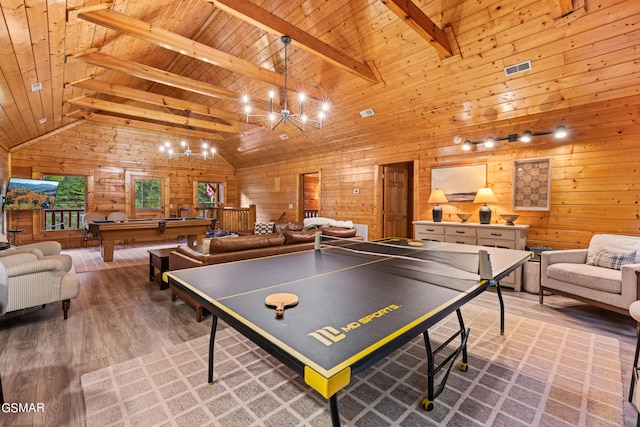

left=165, top=239, right=530, bottom=398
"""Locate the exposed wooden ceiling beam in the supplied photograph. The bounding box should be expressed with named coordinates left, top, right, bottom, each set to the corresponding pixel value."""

left=381, top=0, right=453, bottom=59
left=67, top=96, right=239, bottom=134
left=72, top=51, right=238, bottom=100
left=550, top=0, right=578, bottom=18
left=69, top=78, right=246, bottom=126
left=558, top=0, right=576, bottom=16
left=75, top=8, right=325, bottom=101
left=209, top=0, right=379, bottom=84
left=65, top=110, right=224, bottom=141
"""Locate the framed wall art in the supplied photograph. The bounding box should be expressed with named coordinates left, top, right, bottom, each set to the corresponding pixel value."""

left=431, top=164, right=486, bottom=202
left=513, top=158, right=551, bottom=211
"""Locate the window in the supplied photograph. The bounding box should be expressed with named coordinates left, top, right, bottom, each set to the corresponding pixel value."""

left=197, top=182, right=223, bottom=206
left=43, top=175, right=87, bottom=230
left=195, top=182, right=223, bottom=219
left=132, top=177, right=166, bottom=218
left=135, top=179, right=162, bottom=209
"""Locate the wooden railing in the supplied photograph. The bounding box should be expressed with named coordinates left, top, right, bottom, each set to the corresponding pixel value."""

left=196, top=204, right=256, bottom=232
left=43, top=208, right=85, bottom=230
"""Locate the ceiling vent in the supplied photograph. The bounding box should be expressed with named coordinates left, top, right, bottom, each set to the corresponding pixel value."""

left=359, top=109, right=374, bottom=118
left=31, top=82, right=42, bottom=91
left=504, top=60, right=532, bottom=76
left=279, top=134, right=289, bottom=140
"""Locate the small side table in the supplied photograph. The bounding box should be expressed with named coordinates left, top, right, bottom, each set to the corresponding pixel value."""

left=6, top=229, right=24, bottom=246
left=148, top=248, right=174, bottom=290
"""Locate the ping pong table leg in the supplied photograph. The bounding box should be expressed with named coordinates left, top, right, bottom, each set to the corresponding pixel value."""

left=329, top=394, right=341, bottom=427
left=456, top=309, right=468, bottom=365
left=494, top=282, right=505, bottom=334
left=420, top=308, right=470, bottom=412
left=208, top=316, right=218, bottom=384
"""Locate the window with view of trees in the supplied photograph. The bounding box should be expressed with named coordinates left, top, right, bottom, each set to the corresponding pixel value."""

left=135, top=179, right=162, bottom=209
left=43, top=175, right=86, bottom=230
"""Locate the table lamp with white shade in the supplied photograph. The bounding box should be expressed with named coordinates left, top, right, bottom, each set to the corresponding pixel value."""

left=428, top=189, right=448, bottom=222
left=473, top=187, right=498, bottom=224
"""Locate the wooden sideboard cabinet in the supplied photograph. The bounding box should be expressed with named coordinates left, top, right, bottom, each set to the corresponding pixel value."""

left=413, top=220, right=529, bottom=291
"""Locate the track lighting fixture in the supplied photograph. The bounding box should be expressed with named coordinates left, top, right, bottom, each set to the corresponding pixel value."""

left=458, top=125, right=568, bottom=151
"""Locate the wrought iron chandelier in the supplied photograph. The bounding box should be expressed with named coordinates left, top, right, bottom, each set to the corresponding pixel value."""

left=158, top=110, right=216, bottom=160
left=242, top=36, right=329, bottom=131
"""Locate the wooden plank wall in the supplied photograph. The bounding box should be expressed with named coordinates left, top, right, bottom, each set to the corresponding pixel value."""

left=4, top=121, right=237, bottom=247
left=237, top=96, right=640, bottom=250
left=1, top=95, right=639, bottom=250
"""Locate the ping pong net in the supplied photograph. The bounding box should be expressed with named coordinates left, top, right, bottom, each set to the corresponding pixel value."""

left=318, top=235, right=494, bottom=291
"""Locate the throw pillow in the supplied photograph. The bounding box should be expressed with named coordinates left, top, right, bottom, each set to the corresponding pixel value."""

left=254, top=222, right=275, bottom=235
left=589, top=250, right=636, bottom=270
left=202, top=238, right=212, bottom=255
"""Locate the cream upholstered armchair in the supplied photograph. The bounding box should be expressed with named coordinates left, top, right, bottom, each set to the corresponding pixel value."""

left=540, top=234, right=640, bottom=315
left=0, top=251, right=80, bottom=319
left=0, top=240, right=73, bottom=272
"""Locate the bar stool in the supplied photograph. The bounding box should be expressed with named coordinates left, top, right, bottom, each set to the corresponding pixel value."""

left=629, top=299, right=640, bottom=425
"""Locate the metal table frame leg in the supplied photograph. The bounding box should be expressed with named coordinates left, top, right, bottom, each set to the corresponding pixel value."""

left=208, top=316, right=218, bottom=384
left=420, top=308, right=470, bottom=411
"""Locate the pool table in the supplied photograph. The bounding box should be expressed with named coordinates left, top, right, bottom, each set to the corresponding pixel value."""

left=87, top=217, right=213, bottom=262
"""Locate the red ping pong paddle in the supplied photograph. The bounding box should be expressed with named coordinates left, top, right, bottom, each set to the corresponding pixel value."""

left=265, top=293, right=298, bottom=317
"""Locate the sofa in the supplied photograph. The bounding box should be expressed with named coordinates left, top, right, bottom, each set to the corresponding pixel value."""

left=169, top=221, right=358, bottom=270
left=540, top=234, right=640, bottom=315
left=168, top=220, right=358, bottom=321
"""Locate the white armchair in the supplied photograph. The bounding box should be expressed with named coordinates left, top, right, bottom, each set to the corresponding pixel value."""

left=0, top=252, right=80, bottom=319
left=540, top=234, right=640, bottom=315
left=0, top=239, right=72, bottom=272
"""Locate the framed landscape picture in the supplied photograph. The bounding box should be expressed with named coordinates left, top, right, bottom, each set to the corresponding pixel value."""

left=431, top=164, right=486, bottom=202
left=513, top=158, right=551, bottom=211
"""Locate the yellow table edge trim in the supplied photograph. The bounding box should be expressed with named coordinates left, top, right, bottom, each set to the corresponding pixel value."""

left=304, top=366, right=351, bottom=399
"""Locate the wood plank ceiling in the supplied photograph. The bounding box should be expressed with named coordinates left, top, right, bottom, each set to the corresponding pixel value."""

left=0, top=0, right=636, bottom=170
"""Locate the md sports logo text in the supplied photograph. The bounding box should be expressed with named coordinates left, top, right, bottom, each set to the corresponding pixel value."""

left=307, top=304, right=400, bottom=346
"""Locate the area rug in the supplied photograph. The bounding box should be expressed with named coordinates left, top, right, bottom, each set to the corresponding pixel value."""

left=65, top=241, right=182, bottom=273
left=81, top=304, right=623, bottom=426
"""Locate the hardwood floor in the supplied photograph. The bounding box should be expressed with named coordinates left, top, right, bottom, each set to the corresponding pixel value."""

left=0, top=248, right=637, bottom=426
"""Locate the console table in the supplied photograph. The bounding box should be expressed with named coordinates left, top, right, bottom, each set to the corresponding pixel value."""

left=413, top=220, right=529, bottom=291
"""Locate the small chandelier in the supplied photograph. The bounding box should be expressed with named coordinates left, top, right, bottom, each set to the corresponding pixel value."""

left=242, top=35, right=329, bottom=131
left=159, top=110, right=216, bottom=160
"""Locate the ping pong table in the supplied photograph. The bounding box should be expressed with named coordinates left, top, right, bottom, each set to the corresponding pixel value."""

left=164, top=237, right=531, bottom=426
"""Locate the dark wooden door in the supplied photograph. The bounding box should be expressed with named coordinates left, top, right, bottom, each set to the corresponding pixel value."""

left=383, top=163, right=412, bottom=238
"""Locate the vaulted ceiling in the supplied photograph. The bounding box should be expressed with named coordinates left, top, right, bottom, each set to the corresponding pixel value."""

left=0, top=0, right=636, bottom=169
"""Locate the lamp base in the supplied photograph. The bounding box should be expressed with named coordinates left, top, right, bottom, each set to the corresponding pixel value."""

left=432, top=205, right=443, bottom=222
left=479, top=204, right=491, bottom=224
